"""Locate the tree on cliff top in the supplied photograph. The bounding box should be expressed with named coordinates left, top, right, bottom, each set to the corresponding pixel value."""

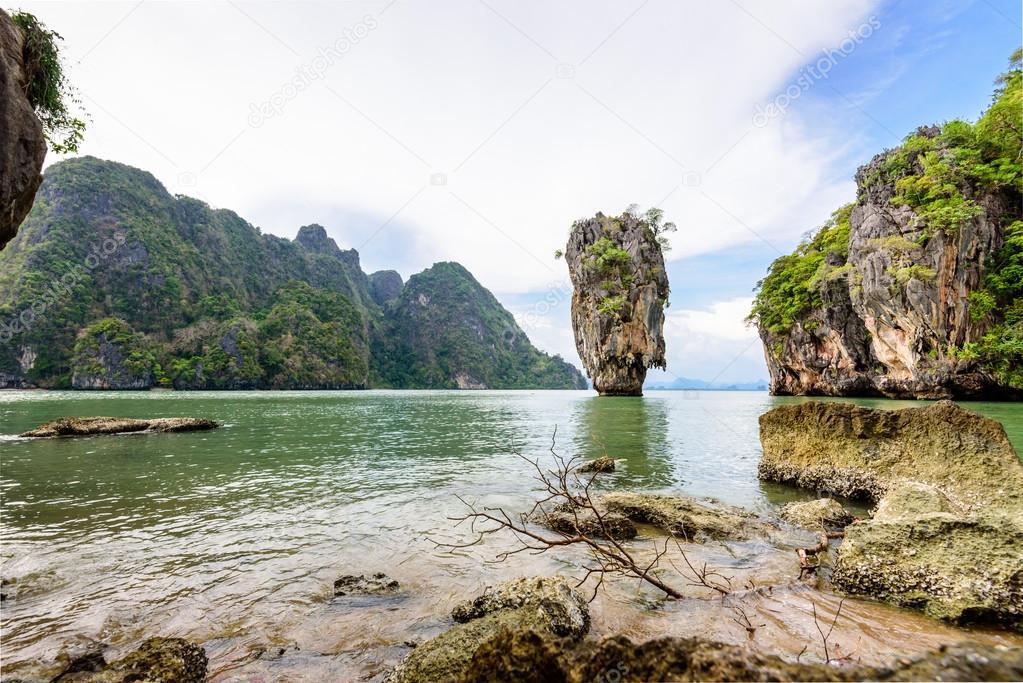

left=11, top=11, right=85, bottom=153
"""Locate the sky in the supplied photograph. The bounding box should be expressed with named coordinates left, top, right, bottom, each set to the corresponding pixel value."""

left=15, top=0, right=1023, bottom=383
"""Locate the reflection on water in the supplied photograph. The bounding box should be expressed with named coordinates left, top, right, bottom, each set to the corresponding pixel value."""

left=570, top=396, right=674, bottom=488
left=1, top=389, right=1021, bottom=680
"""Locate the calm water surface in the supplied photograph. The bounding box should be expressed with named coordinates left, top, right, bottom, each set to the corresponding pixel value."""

left=1, top=390, right=1021, bottom=681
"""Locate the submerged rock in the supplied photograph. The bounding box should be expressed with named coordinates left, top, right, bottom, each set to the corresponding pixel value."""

left=333, top=572, right=400, bottom=596
left=462, top=632, right=1023, bottom=682
left=759, top=400, right=1023, bottom=628
left=565, top=210, right=670, bottom=396
left=535, top=508, right=638, bottom=541
left=780, top=498, right=853, bottom=529
left=388, top=576, right=589, bottom=683
left=20, top=416, right=220, bottom=438
left=602, top=492, right=774, bottom=542
left=55, top=637, right=207, bottom=683
left=577, top=456, right=615, bottom=473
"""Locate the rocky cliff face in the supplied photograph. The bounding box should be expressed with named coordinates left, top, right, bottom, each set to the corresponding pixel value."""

left=368, top=270, right=403, bottom=306
left=752, top=55, right=1022, bottom=398
left=0, top=9, right=46, bottom=250
left=565, top=211, right=669, bottom=395
left=758, top=135, right=1018, bottom=399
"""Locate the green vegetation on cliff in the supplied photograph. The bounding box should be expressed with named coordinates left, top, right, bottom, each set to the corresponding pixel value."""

left=371, top=262, right=585, bottom=389
left=11, top=11, right=85, bottom=153
left=749, top=50, right=1022, bottom=388
left=0, top=157, right=585, bottom=390
left=747, top=204, right=852, bottom=334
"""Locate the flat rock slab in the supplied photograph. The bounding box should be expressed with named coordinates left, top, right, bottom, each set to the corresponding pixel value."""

left=758, top=400, right=1023, bottom=510
left=20, top=417, right=220, bottom=438
left=601, top=492, right=775, bottom=542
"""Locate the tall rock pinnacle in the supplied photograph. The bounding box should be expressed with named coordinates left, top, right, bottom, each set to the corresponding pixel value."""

left=565, top=209, right=670, bottom=396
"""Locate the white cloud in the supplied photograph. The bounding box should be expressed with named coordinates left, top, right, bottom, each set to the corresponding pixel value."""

left=24, top=0, right=886, bottom=377
left=33, top=0, right=879, bottom=289
left=667, top=297, right=756, bottom=342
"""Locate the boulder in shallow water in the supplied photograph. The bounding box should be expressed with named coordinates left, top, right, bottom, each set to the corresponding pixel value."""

left=56, top=637, right=207, bottom=683
left=601, top=492, right=774, bottom=542
left=20, top=417, right=220, bottom=438
left=780, top=498, right=853, bottom=529
left=577, top=456, right=615, bottom=473
left=758, top=400, right=1023, bottom=509
left=387, top=576, right=589, bottom=683
left=759, top=400, right=1023, bottom=628
left=535, top=508, right=637, bottom=541
left=333, top=572, right=400, bottom=596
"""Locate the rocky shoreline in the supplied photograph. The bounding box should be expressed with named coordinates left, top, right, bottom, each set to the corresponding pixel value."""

left=761, top=400, right=1023, bottom=628
left=10, top=400, right=1023, bottom=682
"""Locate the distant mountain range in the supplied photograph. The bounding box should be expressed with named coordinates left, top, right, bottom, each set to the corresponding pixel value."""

left=646, top=377, right=769, bottom=391
left=0, top=157, right=586, bottom=390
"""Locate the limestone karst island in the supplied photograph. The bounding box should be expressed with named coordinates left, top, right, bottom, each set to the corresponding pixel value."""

left=1, top=4, right=1021, bottom=682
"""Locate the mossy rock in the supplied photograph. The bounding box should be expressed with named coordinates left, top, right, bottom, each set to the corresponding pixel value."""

left=602, top=492, right=775, bottom=541
left=388, top=576, right=589, bottom=683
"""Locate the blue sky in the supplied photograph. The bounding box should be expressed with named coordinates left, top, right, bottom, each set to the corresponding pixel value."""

left=27, top=0, right=1022, bottom=384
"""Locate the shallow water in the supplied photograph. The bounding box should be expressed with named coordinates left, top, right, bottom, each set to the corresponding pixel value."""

left=1, top=390, right=1021, bottom=681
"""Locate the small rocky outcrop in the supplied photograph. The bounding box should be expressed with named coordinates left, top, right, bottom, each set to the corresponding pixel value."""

left=759, top=400, right=1023, bottom=627
left=369, top=270, right=404, bottom=306
left=0, top=9, right=47, bottom=251
left=602, top=492, right=775, bottom=542
left=577, top=456, right=615, bottom=473
left=53, top=637, right=207, bottom=683
left=21, top=416, right=220, bottom=438
left=779, top=498, right=854, bottom=529
left=461, top=632, right=1023, bottom=682
left=333, top=572, right=399, bottom=596
left=565, top=211, right=669, bottom=396
left=387, top=576, right=589, bottom=683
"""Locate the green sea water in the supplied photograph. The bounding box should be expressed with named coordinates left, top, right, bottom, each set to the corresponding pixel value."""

left=1, top=390, right=1021, bottom=679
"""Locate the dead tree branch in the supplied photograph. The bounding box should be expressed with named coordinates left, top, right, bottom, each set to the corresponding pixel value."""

left=435, top=431, right=734, bottom=601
